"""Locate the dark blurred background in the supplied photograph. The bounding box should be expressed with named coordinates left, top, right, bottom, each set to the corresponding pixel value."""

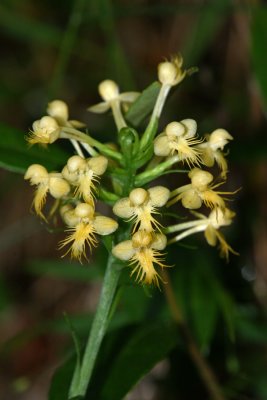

left=1, top=1, right=267, bottom=399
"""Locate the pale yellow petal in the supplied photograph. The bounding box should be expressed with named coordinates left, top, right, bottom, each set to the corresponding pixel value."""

left=87, top=156, right=108, bottom=176
left=94, top=216, right=118, bottom=235
left=204, top=225, right=217, bottom=246
left=151, top=233, right=167, bottom=250
left=181, top=189, right=202, bottom=209
left=88, top=102, right=110, bottom=113
left=112, top=240, right=135, bottom=261
left=200, top=147, right=215, bottom=167
left=113, top=198, right=133, bottom=219
left=154, top=135, right=171, bottom=156
left=148, top=186, right=170, bottom=207
left=49, top=176, right=70, bottom=198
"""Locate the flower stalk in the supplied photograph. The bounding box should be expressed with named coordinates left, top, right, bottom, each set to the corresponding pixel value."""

left=68, top=254, right=123, bottom=399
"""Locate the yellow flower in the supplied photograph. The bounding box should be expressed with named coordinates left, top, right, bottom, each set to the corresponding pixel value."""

left=112, top=230, right=168, bottom=287
left=24, top=164, right=70, bottom=219
left=60, top=203, right=118, bottom=262
left=167, top=208, right=238, bottom=260
left=154, top=120, right=203, bottom=166
left=27, top=116, right=61, bottom=145
left=88, top=80, right=139, bottom=114
left=113, top=186, right=170, bottom=232
left=158, top=55, right=187, bottom=86
left=27, top=100, right=85, bottom=145
left=198, top=128, right=233, bottom=178
left=62, top=155, right=108, bottom=204
left=168, top=168, right=235, bottom=210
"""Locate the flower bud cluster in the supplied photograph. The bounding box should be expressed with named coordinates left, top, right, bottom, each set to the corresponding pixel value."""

left=24, top=98, right=119, bottom=260
left=112, top=186, right=170, bottom=286
left=23, top=54, right=237, bottom=286
left=62, top=155, right=108, bottom=204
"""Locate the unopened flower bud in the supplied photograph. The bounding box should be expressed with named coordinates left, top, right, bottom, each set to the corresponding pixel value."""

left=165, top=121, right=185, bottom=137
left=180, top=119, right=197, bottom=137
left=49, top=175, right=70, bottom=198
left=189, top=169, right=213, bottom=189
left=151, top=233, right=167, bottom=250
left=129, top=188, right=148, bottom=206
left=67, top=155, right=87, bottom=173
left=158, top=62, right=177, bottom=86
left=158, top=55, right=186, bottom=87
left=87, top=156, right=108, bottom=176
left=47, top=100, right=69, bottom=124
left=98, top=80, right=119, bottom=101
left=75, top=203, right=94, bottom=219
left=148, top=186, right=170, bottom=207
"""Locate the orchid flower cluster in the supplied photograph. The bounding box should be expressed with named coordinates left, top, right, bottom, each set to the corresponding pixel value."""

left=24, top=55, right=237, bottom=287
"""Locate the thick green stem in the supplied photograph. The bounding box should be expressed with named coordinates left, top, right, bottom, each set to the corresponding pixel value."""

left=135, top=155, right=179, bottom=186
left=68, top=254, right=122, bottom=399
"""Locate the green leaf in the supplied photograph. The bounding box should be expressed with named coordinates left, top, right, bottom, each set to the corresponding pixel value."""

left=235, top=307, right=267, bottom=345
left=26, top=257, right=105, bottom=282
left=214, top=282, right=236, bottom=342
left=49, top=355, right=78, bottom=400
left=0, top=123, right=69, bottom=173
left=251, top=7, right=267, bottom=110
left=190, top=271, right=218, bottom=349
left=0, top=5, right=62, bottom=46
left=101, top=322, right=178, bottom=400
left=125, top=82, right=160, bottom=127
left=182, top=5, right=227, bottom=65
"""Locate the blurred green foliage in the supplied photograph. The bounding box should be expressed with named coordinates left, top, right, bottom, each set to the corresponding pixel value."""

left=1, top=1, right=267, bottom=400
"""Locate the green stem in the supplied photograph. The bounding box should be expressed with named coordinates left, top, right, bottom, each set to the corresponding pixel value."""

left=61, top=127, right=123, bottom=162
left=135, top=155, right=179, bottom=186
left=139, top=84, right=170, bottom=151
left=68, top=254, right=122, bottom=399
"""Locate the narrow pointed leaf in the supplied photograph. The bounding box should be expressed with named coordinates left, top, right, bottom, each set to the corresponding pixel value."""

left=125, top=82, right=160, bottom=127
